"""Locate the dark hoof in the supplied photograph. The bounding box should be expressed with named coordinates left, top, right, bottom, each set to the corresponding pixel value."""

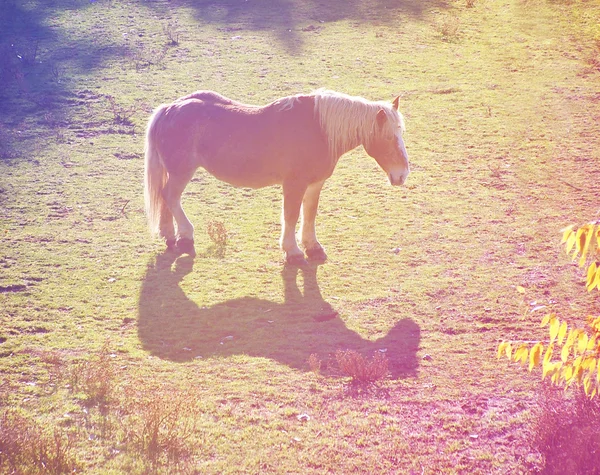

left=165, top=238, right=177, bottom=250
left=176, top=238, right=196, bottom=256
left=306, top=247, right=327, bottom=262
left=285, top=254, right=308, bottom=267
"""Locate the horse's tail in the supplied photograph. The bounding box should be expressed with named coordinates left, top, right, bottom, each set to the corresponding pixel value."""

left=144, top=105, right=168, bottom=235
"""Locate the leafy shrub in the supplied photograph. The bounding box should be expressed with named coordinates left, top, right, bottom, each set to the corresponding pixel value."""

left=498, top=222, right=600, bottom=398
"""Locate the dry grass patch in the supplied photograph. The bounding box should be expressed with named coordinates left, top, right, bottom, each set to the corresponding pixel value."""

left=436, top=14, right=461, bottom=42
left=119, top=385, right=199, bottom=471
left=336, top=349, right=389, bottom=385
left=307, top=353, right=322, bottom=374
left=534, top=384, right=600, bottom=474
left=206, top=219, right=229, bottom=257
left=0, top=409, right=79, bottom=474
left=68, top=343, right=117, bottom=407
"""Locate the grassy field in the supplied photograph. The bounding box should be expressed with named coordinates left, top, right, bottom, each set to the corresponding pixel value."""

left=1, top=0, right=600, bottom=473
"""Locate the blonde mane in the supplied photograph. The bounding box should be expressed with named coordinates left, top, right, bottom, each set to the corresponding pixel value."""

left=310, top=89, right=405, bottom=159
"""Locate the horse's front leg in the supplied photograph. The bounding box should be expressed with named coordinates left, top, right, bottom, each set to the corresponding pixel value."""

left=300, top=180, right=327, bottom=262
left=281, top=180, right=307, bottom=265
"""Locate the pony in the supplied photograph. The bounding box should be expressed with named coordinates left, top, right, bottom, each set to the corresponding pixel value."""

left=144, top=89, right=409, bottom=264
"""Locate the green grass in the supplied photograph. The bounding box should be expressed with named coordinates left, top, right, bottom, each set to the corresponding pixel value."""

left=2, top=0, right=600, bottom=472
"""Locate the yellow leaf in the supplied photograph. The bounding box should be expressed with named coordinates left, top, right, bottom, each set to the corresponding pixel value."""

left=575, top=363, right=584, bottom=382
left=584, top=375, right=592, bottom=396
left=561, top=344, right=570, bottom=363
left=516, top=286, right=526, bottom=294
left=554, top=361, right=563, bottom=375
left=566, top=232, right=577, bottom=256
left=582, top=356, right=597, bottom=371
left=514, top=345, right=529, bottom=365
left=578, top=332, right=589, bottom=355
left=497, top=341, right=508, bottom=360
left=542, top=348, right=557, bottom=380
left=529, top=343, right=543, bottom=372
left=595, top=268, right=600, bottom=292
left=570, top=329, right=583, bottom=356
left=561, top=224, right=575, bottom=244
left=586, top=335, right=597, bottom=352
left=557, top=321, right=568, bottom=345
left=542, top=360, right=550, bottom=379
left=512, top=346, right=522, bottom=362
left=590, top=316, right=600, bottom=333
left=549, top=317, right=560, bottom=343
left=543, top=344, right=553, bottom=365
left=579, top=225, right=594, bottom=267
left=576, top=227, right=586, bottom=254
left=564, top=365, right=574, bottom=383
left=541, top=313, right=552, bottom=327
left=562, top=330, right=576, bottom=362
left=520, top=349, right=528, bottom=365
left=505, top=342, right=512, bottom=360
left=587, top=262, right=598, bottom=288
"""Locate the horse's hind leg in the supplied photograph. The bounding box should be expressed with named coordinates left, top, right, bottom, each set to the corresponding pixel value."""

left=162, top=171, right=195, bottom=254
left=281, top=180, right=307, bottom=265
left=159, top=202, right=176, bottom=249
left=301, top=180, right=327, bottom=262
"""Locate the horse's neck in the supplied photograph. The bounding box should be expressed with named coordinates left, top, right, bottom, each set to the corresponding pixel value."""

left=319, top=100, right=375, bottom=159
left=337, top=136, right=363, bottom=159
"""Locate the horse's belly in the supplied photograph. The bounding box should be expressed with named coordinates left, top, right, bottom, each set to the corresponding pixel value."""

left=201, top=156, right=284, bottom=189
left=212, top=171, right=282, bottom=189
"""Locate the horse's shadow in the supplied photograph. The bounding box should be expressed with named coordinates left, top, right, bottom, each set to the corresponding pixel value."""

left=137, top=252, right=420, bottom=379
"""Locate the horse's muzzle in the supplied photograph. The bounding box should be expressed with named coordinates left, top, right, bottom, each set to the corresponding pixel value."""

left=389, top=172, right=408, bottom=186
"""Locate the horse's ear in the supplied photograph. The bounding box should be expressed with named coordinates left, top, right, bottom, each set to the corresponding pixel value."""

left=392, top=96, right=400, bottom=111
left=376, top=109, right=387, bottom=129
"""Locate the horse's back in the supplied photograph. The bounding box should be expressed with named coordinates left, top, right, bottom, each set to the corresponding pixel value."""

left=178, top=90, right=238, bottom=106
left=152, top=92, right=331, bottom=187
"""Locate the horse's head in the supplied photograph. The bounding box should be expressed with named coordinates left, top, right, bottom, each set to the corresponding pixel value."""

left=364, top=96, right=410, bottom=186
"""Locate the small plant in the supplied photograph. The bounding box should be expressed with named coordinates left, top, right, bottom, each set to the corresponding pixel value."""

left=68, top=343, right=117, bottom=406
left=307, top=353, right=322, bottom=374
left=39, top=349, right=66, bottom=386
left=120, top=386, right=196, bottom=470
left=105, top=94, right=137, bottom=126
left=17, top=40, right=39, bottom=66
left=51, top=63, right=62, bottom=82
left=482, top=103, right=492, bottom=117
left=0, top=42, right=26, bottom=92
left=130, top=43, right=169, bottom=71
left=336, top=349, right=389, bottom=385
left=0, top=409, right=79, bottom=474
left=436, top=15, right=461, bottom=42
left=207, top=220, right=228, bottom=257
left=163, top=20, right=180, bottom=46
